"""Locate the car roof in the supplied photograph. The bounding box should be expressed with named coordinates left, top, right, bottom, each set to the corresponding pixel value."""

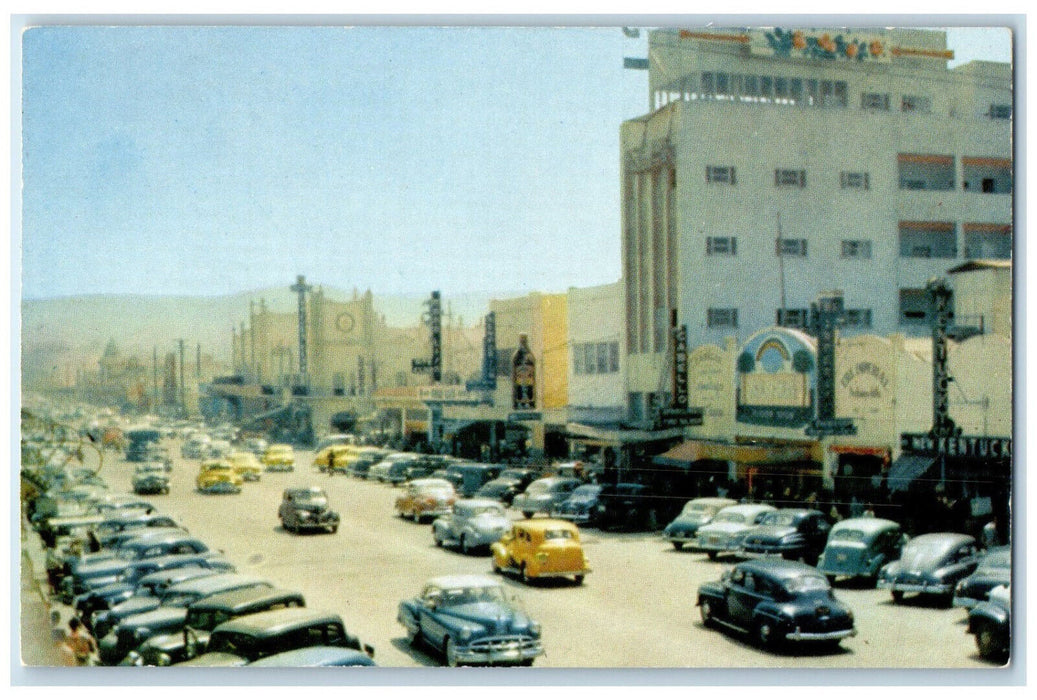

left=166, top=573, right=267, bottom=595
left=454, top=498, right=505, bottom=509
left=830, top=517, right=900, bottom=534
left=138, top=566, right=216, bottom=585
left=906, top=532, right=977, bottom=548
left=425, top=574, right=501, bottom=590
left=516, top=518, right=579, bottom=532
left=686, top=497, right=738, bottom=507
left=211, top=608, right=342, bottom=636
left=736, top=558, right=825, bottom=581
left=247, top=646, right=375, bottom=667
left=121, top=606, right=189, bottom=628
left=764, top=508, right=825, bottom=518
left=408, top=478, right=453, bottom=488
left=718, top=503, right=775, bottom=515
left=190, top=587, right=305, bottom=613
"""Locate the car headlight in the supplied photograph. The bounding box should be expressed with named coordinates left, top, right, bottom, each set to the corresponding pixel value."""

left=157, top=652, right=172, bottom=667
left=124, top=651, right=143, bottom=666
left=529, top=621, right=541, bottom=636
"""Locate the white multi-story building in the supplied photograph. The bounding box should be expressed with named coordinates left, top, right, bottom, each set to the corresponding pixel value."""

left=621, top=27, right=1013, bottom=410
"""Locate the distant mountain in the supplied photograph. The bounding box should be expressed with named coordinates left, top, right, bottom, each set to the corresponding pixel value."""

left=19, top=287, right=519, bottom=365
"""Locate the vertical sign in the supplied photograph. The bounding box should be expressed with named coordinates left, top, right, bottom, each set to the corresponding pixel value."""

left=357, top=356, right=365, bottom=396
left=928, top=279, right=956, bottom=437
left=429, top=291, right=442, bottom=383
left=512, top=333, right=536, bottom=409
left=483, top=311, right=497, bottom=386
left=672, top=325, right=688, bottom=408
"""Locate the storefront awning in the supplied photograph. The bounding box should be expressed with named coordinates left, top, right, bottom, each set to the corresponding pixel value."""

left=654, top=440, right=815, bottom=467
left=887, top=454, right=936, bottom=492
left=565, top=422, right=684, bottom=445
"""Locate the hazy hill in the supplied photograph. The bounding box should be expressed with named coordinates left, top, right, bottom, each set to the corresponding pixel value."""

left=20, top=287, right=519, bottom=365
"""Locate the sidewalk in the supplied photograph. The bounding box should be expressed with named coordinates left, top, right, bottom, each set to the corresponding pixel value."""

left=19, top=518, right=73, bottom=667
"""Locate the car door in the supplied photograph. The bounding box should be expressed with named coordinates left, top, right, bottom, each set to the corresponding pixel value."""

left=726, top=570, right=762, bottom=629
left=416, top=587, right=449, bottom=650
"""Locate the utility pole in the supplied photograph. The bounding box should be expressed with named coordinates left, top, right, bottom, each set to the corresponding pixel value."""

left=290, top=275, right=313, bottom=384
left=176, top=339, right=186, bottom=416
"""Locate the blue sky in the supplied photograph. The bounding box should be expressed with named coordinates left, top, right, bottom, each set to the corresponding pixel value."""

left=18, top=24, right=1013, bottom=301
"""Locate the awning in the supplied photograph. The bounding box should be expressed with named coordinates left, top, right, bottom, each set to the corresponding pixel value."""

left=565, top=422, right=685, bottom=445
left=887, top=454, right=936, bottom=492
left=654, top=440, right=816, bottom=467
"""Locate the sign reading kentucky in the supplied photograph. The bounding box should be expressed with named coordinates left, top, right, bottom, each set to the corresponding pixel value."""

left=901, top=433, right=1012, bottom=459
left=736, top=328, right=816, bottom=428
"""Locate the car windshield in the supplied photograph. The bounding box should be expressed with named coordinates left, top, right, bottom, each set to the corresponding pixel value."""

left=760, top=512, right=799, bottom=526
left=684, top=503, right=720, bottom=516
left=785, top=574, right=831, bottom=594
left=290, top=488, right=326, bottom=500
left=543, top=529, right=575, bottom=540
left=714, top=511, right=746, bottom=524
left=470, top=505, right=504, bottom=517
left=830, top=528, right=868, bottom=543
left=208, top=631, right=259, bottom=659
left=571, top=485, right=601, bottom=498
left=440, top=585, right=506, bottom=606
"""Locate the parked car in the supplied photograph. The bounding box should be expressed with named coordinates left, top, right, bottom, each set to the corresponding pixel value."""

left=248, top=646, right=377, bottom=667
left=392, top=456, right=447, bottom=485
left=877, top=532, right=982, bottom=606
left=196, top=460, right=243, bottom=494
left=207, top=439, right=233, bottom=458
left=368, top=453, right=417, bottom=482
left=346, top=447, right=389, bottom=478
left=93, top=512, right=180, bottom=548
left=181, top=434, right=211, bottom=459
left=738, top=508, right=832, bottom=564
left=98, top=606, right=190, bottom=665
left=594, top=482, right=657, bottom=530
left=662, top=497, right=738, bottom=550
left=695, top=503, right=777, bottom=560
left=967, top=584, right=1010, bottom=663
left=442, top=463, right=501, bottom=498
left=278, top=487, right=340, bottom=534
left=511, top=477, right=581, bottom=518
left=817, top=517, right=905, bottom=584
left=475, top=476, right=525, bottom=506
left=132, top=464, right=170, bottom=495
left=696, top=559, right=857, bottom=650
left=953, top=546, right=1011, bottom=609
left=261, top=444, right=296, bottom=472
left=550, top=483, right=605, bottom=526
left=114, top=532, right=209, bottom=562
left=226, top=451, right=263, bottom=482
left=491, top=519, right=590, bottom=585
left=124, top=587, right=307, bottom=666
left=432, top=499, right=511, bottom=553
left=394, top=478, right=457, bottom=523
left=244, top=438, right=269, bottom=458
left=398, top=574, right=543, bottom=666
left=313, top=444, right=357, bottom=474
left=175, top=608, right=373, bottom=666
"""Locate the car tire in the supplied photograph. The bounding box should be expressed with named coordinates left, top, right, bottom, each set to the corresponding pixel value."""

left=328, top=524, right=338, bottom=534
left=445, top=636, right=459, bottom=667
left=707, top=551, right=718, bottom=561
left=700, top=600, right=714, bottom=627
left=407, top=624, right=422, bottom=648
left=522, top=512, right=534, bottom=519
left=891, top=590, right=904, bottom=603
left=671, top=541, right=684, bottom=551
left=520, top=563, right=531, bottom=584
left=433, top=532, right=443, bottom=547
left=573, top=574, right=584, bottom=585
left=976, top=624, right=1005, bottom=661
left=459, top=535, right=469, bottom=555
left=411, top=510, right=421, bottom=523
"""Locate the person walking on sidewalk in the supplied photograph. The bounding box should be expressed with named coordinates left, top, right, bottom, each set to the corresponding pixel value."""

left=60, top=617, right=97, bottom=666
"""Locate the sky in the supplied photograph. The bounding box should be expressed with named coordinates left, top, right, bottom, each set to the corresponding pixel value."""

left=16, top=22, right=1014, bottom=302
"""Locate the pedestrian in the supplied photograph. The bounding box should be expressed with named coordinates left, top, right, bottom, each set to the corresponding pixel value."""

left=829, top=504, right=843, bottom=523
left=982, top=516, right=999, bottom=548
left=61, top=617, right=97, bottom=666
left=327, top=450, right=335, bottom=475
left=862, top=504, right=875, bottom=518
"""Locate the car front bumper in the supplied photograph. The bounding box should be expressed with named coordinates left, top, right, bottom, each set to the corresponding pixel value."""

left=785, top=626, right=857, bottom=642
left=877, top=580, right=953, bottom=594
left=455, top=637, right=543, bottom=665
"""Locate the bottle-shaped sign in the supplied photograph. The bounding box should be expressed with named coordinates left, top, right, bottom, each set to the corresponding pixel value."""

left=512, top=333, right=536, bottom=409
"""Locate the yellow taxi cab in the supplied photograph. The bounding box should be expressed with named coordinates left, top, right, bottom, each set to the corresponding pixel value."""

left=196, top=459, right=244, bottom=494
left=261, top=444, right=296, bottom=472
left=226, top=451, right=263, bottom=482
left=312, top=445, right=359, bottom=474
left=491, top=519, right=590, bottom=585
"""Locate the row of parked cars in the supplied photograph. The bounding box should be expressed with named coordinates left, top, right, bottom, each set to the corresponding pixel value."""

left=23, top=443, right=376, bottom=667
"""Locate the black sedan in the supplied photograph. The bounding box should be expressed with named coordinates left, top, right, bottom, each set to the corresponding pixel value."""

left=967, top=584, right=1010, bottom=663
left=953, top=546, right=1011, bottom=609
left=877, top=532, right=982, bottom=607
left=697, top=559, right=856, bottom=651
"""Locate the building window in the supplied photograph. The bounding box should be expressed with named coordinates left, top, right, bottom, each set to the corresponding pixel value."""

left=841, top=240, right=872, bottom=259
left=964, top=224, right=1013, bottom=259
left=706, top=165, right=736, bottom=185
left=573, top=341, right=620, bottom=375
left=861, top=92, right=890, bottom=110
left=988, top=104, right=1012, bottom=120
left=840, top=171, right=870, bottom=190
left=707, top=308, right=738, bottom=328
left=897, top=153, right=955, bottom=191
left=706, top=236, right=737, bottom=256
left=962, top=156, right=1012, bottom=194
left=777, top=238, right=808, bottom=257
left=899, top=221, right=957, bottom=258
left=776, top=308, right=809, bottom=329
left=901, top=95, right=931, bottom=113
left=899, top=289, right=931, bottom=325
left=775, top=169, right=806, bottom=188
left=844, top=308, right=873, bottom=328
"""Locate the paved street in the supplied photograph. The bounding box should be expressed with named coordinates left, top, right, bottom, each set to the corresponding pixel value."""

left=20, top=439, right=1000, bottom=671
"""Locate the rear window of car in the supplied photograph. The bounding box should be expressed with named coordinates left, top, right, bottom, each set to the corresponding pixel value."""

left=714, top=512, right=746, bottom=524
left=830, top=528, right=867, bottom=542
left=543, top=529, right=574, bottom=540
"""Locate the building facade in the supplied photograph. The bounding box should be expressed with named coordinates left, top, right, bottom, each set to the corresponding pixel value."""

left=621, top=27, right=1012, bottom=415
